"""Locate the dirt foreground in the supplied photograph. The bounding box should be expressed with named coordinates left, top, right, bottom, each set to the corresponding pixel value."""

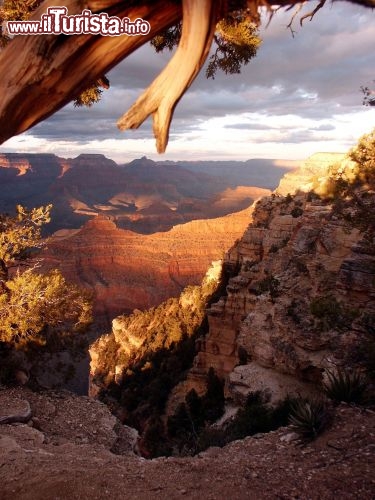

left=0, top=387, right=374, bottom=500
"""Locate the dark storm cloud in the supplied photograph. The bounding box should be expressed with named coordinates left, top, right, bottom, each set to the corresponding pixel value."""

left=22, top=2, right=375, bottom=145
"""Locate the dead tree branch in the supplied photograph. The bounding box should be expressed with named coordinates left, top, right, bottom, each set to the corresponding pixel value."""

left=117, top=0, right=221, bottom=153
left=300, top=0, right=327, bottom=25
left=0, top=0, right=374, bottom=151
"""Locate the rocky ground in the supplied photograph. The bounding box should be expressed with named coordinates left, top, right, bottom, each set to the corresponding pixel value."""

left=1, top=387, right=374, bottom=499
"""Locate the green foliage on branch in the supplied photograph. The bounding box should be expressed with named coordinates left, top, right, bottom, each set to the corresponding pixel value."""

left=0, top=0, right=41, bottom=47
left=323, top=128, right=375, bottom=231
left=150, top=12, right=261, bottom=80
left=206, top=18, right=261, bottom=79
left=0, top=205, right=92, bottom=350
left=0, top=269, right=92, bottom=348
left=151, top=23, right=182, bottom=52
left=73, top=84, right=104, bottom=108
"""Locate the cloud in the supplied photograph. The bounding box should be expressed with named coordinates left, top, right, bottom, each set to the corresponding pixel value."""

left=2, top=1, right=374, bottom=159
left=224, top=123, right=277, bottom=130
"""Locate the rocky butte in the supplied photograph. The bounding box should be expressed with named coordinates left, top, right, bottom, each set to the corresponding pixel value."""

left=40, top=205, right=264, bottom=319
left=90, top=150, right=375, bottom=416
left=1, top=149, right=375, bottom=498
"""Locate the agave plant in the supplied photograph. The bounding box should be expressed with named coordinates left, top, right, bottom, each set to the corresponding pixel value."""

left=323, top=368, right=367, bottom=404
left=289, top=398, right=328, bottom=440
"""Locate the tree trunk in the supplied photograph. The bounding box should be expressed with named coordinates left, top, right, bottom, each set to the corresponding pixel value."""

left=0, top=0, right=182, bottom=144
left=0, top=0, right=373, bottom=149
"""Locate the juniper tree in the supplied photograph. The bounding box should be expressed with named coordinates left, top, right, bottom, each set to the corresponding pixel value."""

left=0, top=205, right=92, bottom=348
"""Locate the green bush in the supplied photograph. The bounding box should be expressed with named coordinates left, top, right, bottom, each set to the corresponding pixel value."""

left=289, top=398, right=329, bottom=441
left=291, top=207, right=303, bottom=218
left=254, top=276, right=280, bottom=300
left=225, top=391, right=273, bottom=441
left=310, top=295, right=358, bottom=331
left=323, top=368, right=368, bottom=404
left=269, top=244, right=279, bottom=253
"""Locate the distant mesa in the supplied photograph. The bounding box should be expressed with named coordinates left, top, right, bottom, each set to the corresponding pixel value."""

left=0, top=152, right=292, bottom=234
left=2, top=151, right=299, bottom=321
left=40, top=206, right=254, bottom=320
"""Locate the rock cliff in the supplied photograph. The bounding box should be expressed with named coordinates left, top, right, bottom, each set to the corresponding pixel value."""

left=89, top=261, right=221, bottom=399
left=89, top=149, right=375, bottom=410
left=41, top=208, right=254, bottom=319
left=187, top=151, right=375, bottom=402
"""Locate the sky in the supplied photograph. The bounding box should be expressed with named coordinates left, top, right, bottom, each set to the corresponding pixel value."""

left=1, top=1, right=375, bottom=162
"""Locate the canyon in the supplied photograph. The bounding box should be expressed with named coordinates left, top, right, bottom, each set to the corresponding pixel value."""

left=1, top=152, right=294, bottom=320
left=90, top=150, right=375, bottom=423
left=1, top=146, right=374, bottom=497
left=0, top=153, right=293, bottom=234
left=40, top=208, right=256, bottom=319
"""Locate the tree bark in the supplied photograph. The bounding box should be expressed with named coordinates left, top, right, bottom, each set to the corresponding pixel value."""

left=0, top=0, right=182, bottom=144
left=0, top=0, right=373, bottom=149
left=117, top=0, right=221, bottom=153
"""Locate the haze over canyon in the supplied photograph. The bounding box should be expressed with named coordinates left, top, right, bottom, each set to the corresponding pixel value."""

left=0, top=153, right=294, bottom=320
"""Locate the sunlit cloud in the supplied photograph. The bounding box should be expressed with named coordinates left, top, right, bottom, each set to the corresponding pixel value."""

left=1, top=2, right=374, bottom=161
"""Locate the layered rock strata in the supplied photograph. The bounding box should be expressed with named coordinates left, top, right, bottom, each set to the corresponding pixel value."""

left=187, top=153, right=375, bottom=401
left=41, top=210, right=250, bottom=318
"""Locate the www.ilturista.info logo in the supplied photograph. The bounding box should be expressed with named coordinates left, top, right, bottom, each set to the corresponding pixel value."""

left=5, top=7, right=151, bottom=36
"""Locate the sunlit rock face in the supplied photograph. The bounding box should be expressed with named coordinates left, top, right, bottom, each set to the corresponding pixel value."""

left=89, top=261, right=222, bottom=398
left=187, top=153, right=375, bottom=402
left=40, top=208, right=253, bottom=319
left=0, top=152, right=277, bottom=234
left=276, top=153, right=346, bottom=196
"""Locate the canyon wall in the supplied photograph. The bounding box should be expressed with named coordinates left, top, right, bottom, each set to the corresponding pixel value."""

left=89, top=149, right=375, bottom=432
left=41, top=207, right=256, bottom=319
left=0, top=153, right=281, bottom=234
left=186, top=152, right=375, bottom=402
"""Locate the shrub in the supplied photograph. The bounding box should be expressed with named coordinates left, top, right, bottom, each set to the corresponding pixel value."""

left=285, top=193, right=293, bottom=204
left=323, top=368, right=368, bottom=404
left=225, top=391, right=273, bottom=441
left=254, top=276, right=280, bottom=299
left=294, top=259, right=309, bottom=275
left=309, top=295, right=358, bottom=331
left=237, top=346, right=248, bottom=365
left=201, top=367, right=225, bottom=423
left=197, top=427, right=228, bottom=451
left=269, top=244, right=279, bottom=253
left=289, top=398, right=328, bottom=441
left=291, top=207, right=303, bottom=218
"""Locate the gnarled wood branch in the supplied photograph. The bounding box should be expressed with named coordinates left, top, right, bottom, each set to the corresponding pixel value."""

left=117, top=0, right=220, bottom=153
left=299, top=0, right=326, bottom=26
left=0, top=0, right=374, bottom=151
left=0, top=0, right=182, bottom=144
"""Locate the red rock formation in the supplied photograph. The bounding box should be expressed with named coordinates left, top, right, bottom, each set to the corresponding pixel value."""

left=185, top=152, right=375, bottom=402
left=0, top=152, right=280, bottom=234
left=41, top=206, right=260, bottom=319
